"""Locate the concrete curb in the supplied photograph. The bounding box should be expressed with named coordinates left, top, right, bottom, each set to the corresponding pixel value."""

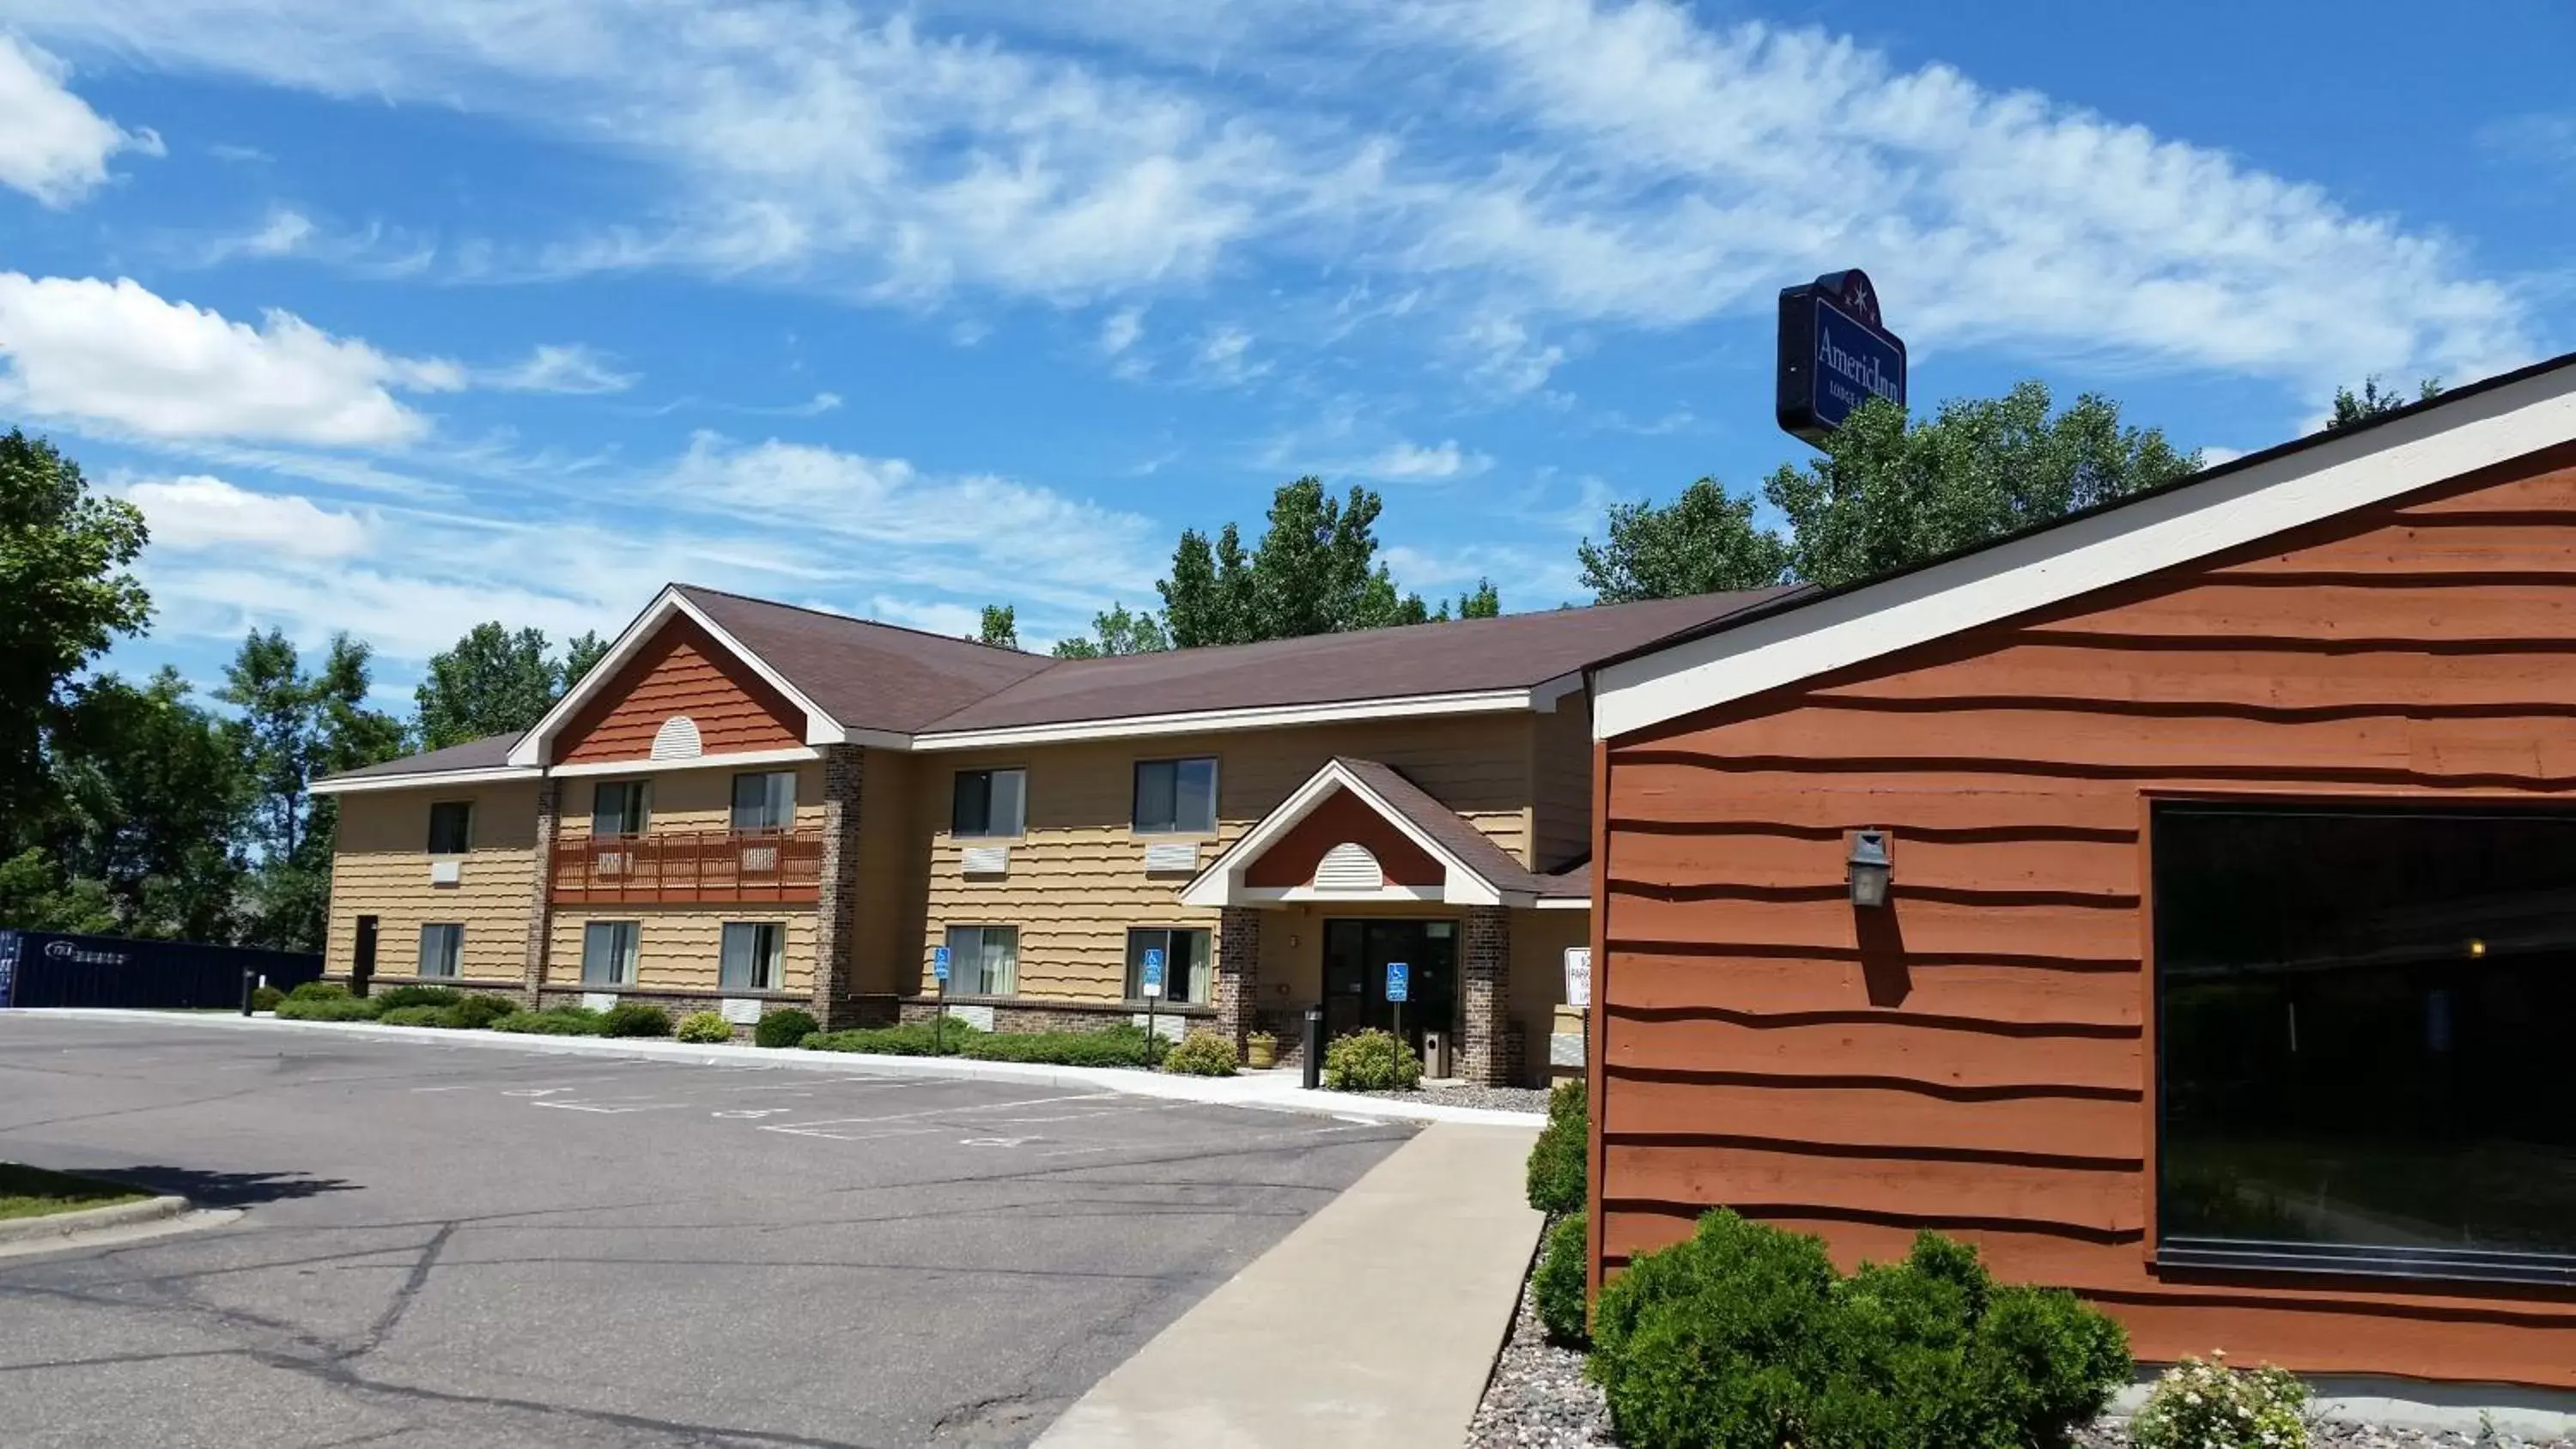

left=12, top=1009, right=1546, bottom=1127
left=0, top=1192, right=191, bottom=1246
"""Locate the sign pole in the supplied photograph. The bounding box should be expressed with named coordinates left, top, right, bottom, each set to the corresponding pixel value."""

left=1140, top=947, right=1165, bottom=1046
left=932, top=945, right=953, bottom=1057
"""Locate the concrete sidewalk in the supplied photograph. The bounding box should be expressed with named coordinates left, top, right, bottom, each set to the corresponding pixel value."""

left=1035, top=1120, right=1542, bottom=1449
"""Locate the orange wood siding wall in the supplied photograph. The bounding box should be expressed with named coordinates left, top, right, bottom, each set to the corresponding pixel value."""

left=1242, top=788, right=1446, bottom=888
left=555, top=617, right=805, bottom=764
left=1594, top=447, right=2576, bottom=1387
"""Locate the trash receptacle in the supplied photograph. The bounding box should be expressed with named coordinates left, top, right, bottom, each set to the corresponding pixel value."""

left=1419, top=1029, right=1451, bottom=1080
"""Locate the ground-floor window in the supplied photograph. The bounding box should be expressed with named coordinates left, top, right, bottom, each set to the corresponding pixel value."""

left=943, top=925, right=1018, bottom=996
left=417, top=923, right=463, bottom=978
left=1125, top=927, right=1211, bottom=1003
left=720, top=921, right=785, bottom=991
left=2153, top=801, right=2576, bottom=1283
left=582, top=920, right=640, bottom=985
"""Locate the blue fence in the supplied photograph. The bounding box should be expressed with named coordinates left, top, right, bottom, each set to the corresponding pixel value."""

left=0, top=931, right=324, bottom=1009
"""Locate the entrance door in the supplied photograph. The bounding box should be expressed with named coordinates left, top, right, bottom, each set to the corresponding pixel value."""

left=1321, top=919, right=1458, bottom=1058
left=352, top=915, right=379, bottom=996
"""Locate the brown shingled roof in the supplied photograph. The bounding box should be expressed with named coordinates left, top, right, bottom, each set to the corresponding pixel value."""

left=676, top=585, right=1054, bottom=735
left=319, top=731, right=526, bottom=782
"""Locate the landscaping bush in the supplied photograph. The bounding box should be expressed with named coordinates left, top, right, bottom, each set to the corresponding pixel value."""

left=2129, top=1354, right=2312, bottom=1449
left=490, top=1007, right=605, bottom=1036
left=376, top=1004, right=448, bottom=1028
left=674, top=1010, right=733, bottom=1044
left=804, top=1021, right=974, bottom=1055
left=250, top=985, right=284, bottom=1013
left=1161, top=1031, right=1238, bottom=1076
left=960, top=1023, right=1168, bottom=1069
left=1321, top=1028, right=1422, bottom=1091
left=285, top=980, right=349, bottom=1003
left=440, top=994, right=519, bottom=1030
left=1534, top=1210, right=1590, bottom=1346
left=754, top=1007, right=818, bottom=1049
left=600, top=1002, right=671, bottom=1038
left=1527, top=1077, right=1587, bottom=1213
left=372, top=985, right=464, bottom=1010
left=276, top=994, right=381, bottom=1022
left=1588, top=1209, right=2130, bottom=1449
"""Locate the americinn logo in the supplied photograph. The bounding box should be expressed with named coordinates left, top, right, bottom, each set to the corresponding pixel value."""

left=44, top=939, right=130, bottom=966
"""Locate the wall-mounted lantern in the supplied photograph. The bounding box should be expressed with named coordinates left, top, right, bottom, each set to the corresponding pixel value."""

left=1847, top=829, right=1893, bottom=908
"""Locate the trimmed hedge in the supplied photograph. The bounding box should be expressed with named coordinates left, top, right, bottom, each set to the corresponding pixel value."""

left=491, top=1007, right=606, bottom=1036
left=803, top=1021, right=970, bottom=1056
left=1534, top=1210, right=1589, bottom=1345
left=600, top=1002, right=671, bottom=1038
left=960, top=1023, right=1168, bottom=1068
left=1321, top=1028, right=1422, bottom=1091
left=1161, top=1031, right=1238, bottom=1076
left=285, top=980, right=349, bottom=1003
left=754, top=1007, right=818, bottom=1049
left=376, top=1004, right=447, bottom=1027
left=441, top=993, right=519, bottom=1030
left=373, top=985, right=464, bottom=1010
left=674, top=1010, right=733, bottom=1044
left=276, top=994, right=380, bottom=1022
left=1527, top=1078, right=1587, bottom=1213
left=250, top=985, right=285, bottom=1013
left=1589, top=1210, right=2130, bottom=1449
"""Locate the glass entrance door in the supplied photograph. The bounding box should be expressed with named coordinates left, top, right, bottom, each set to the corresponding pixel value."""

left=1322, top=919, right=1458, bottom=1056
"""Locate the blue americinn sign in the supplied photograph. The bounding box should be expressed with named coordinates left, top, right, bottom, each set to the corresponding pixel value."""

left=1777, top=268, right=1907, bottom=446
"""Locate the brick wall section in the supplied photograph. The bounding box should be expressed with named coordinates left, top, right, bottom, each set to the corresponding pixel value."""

left=1460, top=905, right=1512, bottom=1086
left=810, top=744, right=866, bottom=1027
left=519, top=779, right=561, bottom=1008
left=1212, top=906, right=1262, bottom=1046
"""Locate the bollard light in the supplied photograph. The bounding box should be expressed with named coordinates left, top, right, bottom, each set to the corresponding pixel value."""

left=1847, top=829, right=1893, bottom=909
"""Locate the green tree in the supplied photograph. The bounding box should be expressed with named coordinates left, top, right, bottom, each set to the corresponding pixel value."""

left=414, top=623, right=562, bottom=751
left=1050, top=603, right=1172, bottom=659
left=561, top=630, right=610, bottom=688
left=0, top=848, right=116, bottom=933
left=2329, top=374, right=2445, bottom=429
left=1449, top=579, right=1502, bottom=620
left=1159, top=524, right=1259, bottom=647
left=219, top=630, right=404, bottom=949
left=49, top=669, right=249, bottom=940
left=1577, top=479, right=1792, bottom=603
left=974, top=604, right=1021, bottom=650
left=1157, top=478, right=1437, bottom=646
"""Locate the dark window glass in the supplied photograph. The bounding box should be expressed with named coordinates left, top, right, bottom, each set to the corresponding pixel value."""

left=1133, top=757, right=1216, bottom=834
left=720, top=921, right=783, bottom=990
left=427, top=801, right=473, bottom=854
left=417, top=924, right=463, bottom=977
left=592, top=781, right=647, bottom=836
left=952, top=768, right=1025, bottom=837
left=1125, top=928, right=1210, bottom=1003
left=2154, top=803, right=2576, bottom=1281
left=731, top=772, right=794, bottom=831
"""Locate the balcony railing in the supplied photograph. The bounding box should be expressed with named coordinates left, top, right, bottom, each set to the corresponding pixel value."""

left=550, top=828, right=823, bottom=905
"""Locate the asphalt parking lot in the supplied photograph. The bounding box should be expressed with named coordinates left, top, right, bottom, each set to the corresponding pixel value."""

left=0, top=1015, right=1413, bottom=1449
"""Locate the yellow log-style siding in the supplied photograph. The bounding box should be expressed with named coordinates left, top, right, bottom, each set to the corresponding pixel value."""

left=552, top=761, right=825, bottom=841
left=1528, top=691, right=1593, bottom=873
left=326, top=782, right=541, bottom=985
left=544, top=909, right=817, bottom=995
left=915, top=715, right=1540, bottom=1001
left=853, top=749, right=924, bottom=999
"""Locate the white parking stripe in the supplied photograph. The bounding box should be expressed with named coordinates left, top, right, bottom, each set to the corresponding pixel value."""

left=756, top=1092, right=1115, bottom=1133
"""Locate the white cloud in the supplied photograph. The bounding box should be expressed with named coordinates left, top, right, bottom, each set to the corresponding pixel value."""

left=0, top=33, right=160, bottom=206
left=480, top=343, right=637, bottom=395
left=118, top=474, right=371, bottom=559
left=1352, top=438, right=1491, bottom=482
left=1196, top=324, right=1266, bottom=384
left=209, top=207, right=316, bottom=261
left=0, top=273, right=461, bottom=446
left=1100, top=306, right=1145, bottom=356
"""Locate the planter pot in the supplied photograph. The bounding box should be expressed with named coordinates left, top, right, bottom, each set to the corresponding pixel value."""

left=1246, top=1039, right=1277, bottom=1070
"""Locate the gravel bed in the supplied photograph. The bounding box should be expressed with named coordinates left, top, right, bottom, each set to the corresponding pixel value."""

left=1358, top=1082, right=1552, bottom=1113
left=2079, top=1420, right=2573, bottom=1447
left=1464, top=1227, right=1613, bottom=1448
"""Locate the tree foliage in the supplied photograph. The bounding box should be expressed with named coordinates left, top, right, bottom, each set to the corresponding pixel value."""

left=414, top=622, right=587, bottom=752
left=974, top=604, right=1021, bottom=651
left=49, top=669, right=249, bottom=941
left=1050, top=602, right=1170, bottom=658
left=1158, top=477, right=1461, bottom=646
left=560, top=630, right=610, bottom=689
left=219, top=630, right=405, bottom=949
left=2328, top=374, right=2444, bottom=430
left=1578, top=479, right=1791, bottom=603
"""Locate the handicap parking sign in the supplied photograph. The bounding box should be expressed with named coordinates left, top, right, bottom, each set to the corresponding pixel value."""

left=1385, top=961, right=1409, bottom=1003
left=932, top=945, right=951, bottom=983
left=1140, top=947, right=1165, bottom=998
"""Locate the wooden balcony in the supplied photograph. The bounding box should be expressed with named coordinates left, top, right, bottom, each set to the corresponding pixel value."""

left=550, top=828, right=823, bottom=906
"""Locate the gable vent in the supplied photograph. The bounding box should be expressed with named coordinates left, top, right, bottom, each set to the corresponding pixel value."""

left=650, top=716, right=703, bottom=761
left=1314, top=842, right=1385, bottom=893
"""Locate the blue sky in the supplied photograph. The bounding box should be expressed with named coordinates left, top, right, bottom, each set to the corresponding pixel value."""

left=4, top=1, right=2572, bottom=707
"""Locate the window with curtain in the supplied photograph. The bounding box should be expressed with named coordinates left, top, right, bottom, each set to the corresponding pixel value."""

left=720, top=921, right=785, bottom=991
left=1132, top=757, right=1217, bottom=834
left=1125, top=928, right=1211, bottom=1003
left=592, top=780, right=648, bottom=836
left=951, top=767, right=1027, bottom=837
left=581, top=920, right=639, bottom=985
left=943, top=925, right=1018, bottom=996
left=730, top=771, right=796, bottom=832
left=417, top=924, right=463, bottom=977
left=427, top=802, right=474, bottom=854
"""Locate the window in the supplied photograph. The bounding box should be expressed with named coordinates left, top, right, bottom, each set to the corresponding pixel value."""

left=2153, top=803, right=2576, bottom=1283
left=943, top=925, right=1018, bottom=996
left=720, top=921, right=785, bottom=991
left=1133, top=757, right=1217, bottom=834
left=951, top=767, right=1026, bottom=838
left=1126, top=928, right=1211, bottom=1004
left=427, top=801, right=473, bottom=854
left=731, top=771, right=796, bottom=832
left=581, top=920, right=639, bottom=985
left=417, top=924, right=463, bottom=978
left=592, top=780, right=648, bottom=837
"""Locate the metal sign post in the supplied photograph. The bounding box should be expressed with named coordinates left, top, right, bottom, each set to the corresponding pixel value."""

left=1139, top=947, right=1164, bottom=1045
left=1385, top=961, right=1409, bottom=1046
left=932, top=945, right=952, bottom=1055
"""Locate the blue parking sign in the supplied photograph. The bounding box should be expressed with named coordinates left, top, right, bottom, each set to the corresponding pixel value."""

left=932, top=945, right=951, bottom=983
left=1385, top=961, right=1409, bottom=1003
left=1140, top=947, right=1165, bottom=998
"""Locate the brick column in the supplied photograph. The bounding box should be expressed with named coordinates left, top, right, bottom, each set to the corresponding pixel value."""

left=522, top=779, right=561, bottom=1008
left=1213, top=906, right=1263, bottom=1046
left=1459, top=905, right=1512, bottom=1086
left=811, top=744, right=866, bottom=1028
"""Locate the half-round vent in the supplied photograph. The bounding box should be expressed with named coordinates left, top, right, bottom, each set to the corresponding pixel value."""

left=1314, top=841, right=1384, bottom=892
left=649, top=715, right=703, bottom=761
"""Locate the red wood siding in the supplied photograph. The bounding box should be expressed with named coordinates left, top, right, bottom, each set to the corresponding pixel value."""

left=555, top=617, right=805, bottom=764
left=1242, top=787, right=1446, bottom=888
left=1595, top=447, right=2576, bottom=1386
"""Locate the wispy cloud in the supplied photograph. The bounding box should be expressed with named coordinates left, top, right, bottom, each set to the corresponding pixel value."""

left=1349, top=438, right=1492, bottom=482
left=479, top=343, right=637, bottom=396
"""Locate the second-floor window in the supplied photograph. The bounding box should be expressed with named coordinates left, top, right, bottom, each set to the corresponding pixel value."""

left=731, top=771, right=796, bottom=832
left=952, top=767, right=1026, bottom=838
left=592, top=780, right=648, bottom=837
left=1133, top=757, right=1217, bottom=834
left=427, top=802, right=474, bottom=854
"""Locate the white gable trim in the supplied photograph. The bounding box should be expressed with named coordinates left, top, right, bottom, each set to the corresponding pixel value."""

left=507, top=587, right=847, bottom=767
left=1595, top=366, right=2576, bottom=741
left=307, top=765, right=541, bottom=796
left=1177, top=759, right=1508, bottom=908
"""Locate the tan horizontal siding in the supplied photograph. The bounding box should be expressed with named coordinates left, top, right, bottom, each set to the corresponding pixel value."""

left=1530, top=689, right=1593, bottom=871
left=547, top=908, right=815, bottom=995
left=556, top=763, right=825, bottom=841
left=326, top=783, right=540, bottom=983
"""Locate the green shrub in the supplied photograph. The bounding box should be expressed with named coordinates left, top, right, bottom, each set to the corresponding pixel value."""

left=674, top=1010, right=733, bottom=1044
left=250, top=985, right=285, bottom=1012
left=372, top=984, right=464, bottom=1010
left=1321, top=1028, right=1422, bottom=1091
left=754, top=1007, right=818, bottom=1049
left=1528, top=1077, right=1588, bottom=1213
left=600, top=1002, right=671, bottom=1038
left=275, top=994, right=381, bottom=1022
left=960, top=1023, right=1168, bottom=1068
left=1588, top=1210, right=2130, bottom=1449
left=285, top=980, right=349, bottom=1003
left=490, top=1007, right=605, bottom=1036
left=803, top=1020, right=975, bottom=1055
left=1535, top=1210, right=1590, bottom=1345
left=2129, top=1354, right=2312, bottom=1449
left=440, top=994, right=519, bottom=1030
left=1161, top=1031, right=1238, bottom=1076
left=376, top=1004, right=448, bottom=1028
